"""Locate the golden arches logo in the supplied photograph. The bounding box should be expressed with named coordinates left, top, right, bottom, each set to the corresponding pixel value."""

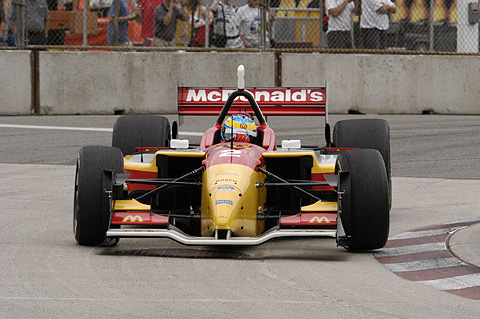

left=309, top=216, right=330, bottom=224
left=122, top=215, right=143, bottom=223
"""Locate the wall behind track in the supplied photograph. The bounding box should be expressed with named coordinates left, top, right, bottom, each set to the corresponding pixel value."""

left=0, top=50, right=32, bottom=115
left=1, top=51, right=479, bottom=115
left=281, top=53, right=480, bottom=114
left=39, top=52, right=275, bottom=115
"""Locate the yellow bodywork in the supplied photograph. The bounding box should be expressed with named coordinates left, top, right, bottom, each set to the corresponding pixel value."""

left=301, top=201, right=337, bottom=212
left=201, top=164, right=266, bottom=237
left=121, top=149, right=337, bottom=237
left=114, top=199, right=151, bottom=211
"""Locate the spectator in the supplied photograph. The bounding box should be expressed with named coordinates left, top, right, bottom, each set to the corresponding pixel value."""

left=210, top=0, right=243, bottom=48
left=235, top=0, right=274, bottom=48
left=7, top=0, right=50, bottom=45
left=138, top=0, right=163, bottom=44
left=307, top=0, right=329, bottom=33
left=0, top=0, right=5, bottom=41
left=325, top=0, right=359, bottom=48
left=108, top=0, right=141, bottom=46
left=188, top=0, right=213, bottom=47
left=360, top=0, right=396, bottom=49
left=153, top=0, right=188, bottom=47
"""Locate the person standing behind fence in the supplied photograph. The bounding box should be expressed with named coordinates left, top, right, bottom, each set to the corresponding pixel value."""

left=0, top=0, right=5, bottom=42
left=7, top=0, right=50, bottom=45
left=153, top=0, right=188, bottom=47
left=235, top=0, right=274, bottom=48
left=138, top=0, right=163, bottom=45
left=188, top=0, right=213, bottom=47
left=210, top=0, right=242, bottom=48
left=325, top=0, right=359, bottom=48
left=108, top=0, right=141, bottom=46
left=360, top=0, right=396, bottom=49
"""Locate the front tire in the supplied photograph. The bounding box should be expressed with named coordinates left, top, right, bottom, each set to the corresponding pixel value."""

left=336, top=149, right=390, bottom=251
left=74, top=146, right=124, bottom=246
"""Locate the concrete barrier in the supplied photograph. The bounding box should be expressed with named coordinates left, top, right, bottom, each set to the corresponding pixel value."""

left=39, top=51, right=275, bottom=115
left=282, top=53, right=480, bottom=114
left=2, top=51, right=479, bottom=115
left=0, top=50, right=32, bottom=115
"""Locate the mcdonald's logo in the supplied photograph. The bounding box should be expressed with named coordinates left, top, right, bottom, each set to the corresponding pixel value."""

left=240, top=123, right=247, bottom=129
left=309, top=216, right=330, bottom=224
left=122, top=215, right=144, bottom=223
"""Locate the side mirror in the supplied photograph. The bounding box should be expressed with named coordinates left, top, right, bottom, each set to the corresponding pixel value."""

left=170, top=139, right=189, bottom=149
left=281, top=140, right=301, bottom=150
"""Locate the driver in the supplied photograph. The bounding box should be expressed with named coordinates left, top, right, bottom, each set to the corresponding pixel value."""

left=221, top=114, right=257, bottom=143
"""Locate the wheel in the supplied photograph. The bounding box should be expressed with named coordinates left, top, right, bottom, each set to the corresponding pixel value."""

left=333, top=119, right=391, bottom=208
left=112, top=115, right=171, bottom=156
left=74, top=146, right=124, bottom=246
left=336, top=149, right=390, bottom=251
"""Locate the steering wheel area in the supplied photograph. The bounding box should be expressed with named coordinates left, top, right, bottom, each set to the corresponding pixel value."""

left=216, top=90, right=266, bottom=126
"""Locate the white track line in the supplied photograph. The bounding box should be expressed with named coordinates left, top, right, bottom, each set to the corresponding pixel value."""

left=389, top=228, right=455, bottom=240
left=417, top=273, right=480, bottom=290
left=375, top=242, right=446, bottom=257
left=0, top=123, right=113, bottom=132
left=0, top=124, right=202, bottom=136
left=382, top=257, right=465, bottom=273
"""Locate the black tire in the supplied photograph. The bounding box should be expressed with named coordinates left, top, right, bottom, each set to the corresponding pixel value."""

left=112, top=115, right=171, bottom=156
left=74, top=146, right=124, bottom=246
left=333, top=119, right=391, bottom=208
left=336, top=150, right=390, bottom=250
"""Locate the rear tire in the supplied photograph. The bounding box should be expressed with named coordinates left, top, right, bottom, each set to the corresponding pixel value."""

left=74, top=146, right=124, bottom=246
left=333, top=119, right=391, bottom=208
left=336, top=149, right=389, bottom=251
left=112, top=115, right=171, bottom=156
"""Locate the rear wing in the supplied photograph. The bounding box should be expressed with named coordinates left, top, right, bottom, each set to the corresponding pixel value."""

left=176, top=65, right=331, bottom=145
left=178, top=86, right=328, bottom=119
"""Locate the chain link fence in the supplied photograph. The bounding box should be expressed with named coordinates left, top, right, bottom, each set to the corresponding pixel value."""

left=1, top=0, right=479, bottom=52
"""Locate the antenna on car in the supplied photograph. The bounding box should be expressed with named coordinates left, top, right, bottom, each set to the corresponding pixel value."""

left=237, top=65, right=245, bottom=91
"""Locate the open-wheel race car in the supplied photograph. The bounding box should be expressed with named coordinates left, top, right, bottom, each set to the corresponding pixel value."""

left=74, top=65, right=391, bottom=251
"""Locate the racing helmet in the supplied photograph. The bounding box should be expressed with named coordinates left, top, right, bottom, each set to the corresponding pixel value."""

left=221, top=114, right=257, bottom=142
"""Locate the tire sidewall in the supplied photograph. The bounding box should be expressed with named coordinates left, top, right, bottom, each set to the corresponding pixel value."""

left=74, top=146, right=123, bottom=246
left=336, top=149, right=390, bottom=250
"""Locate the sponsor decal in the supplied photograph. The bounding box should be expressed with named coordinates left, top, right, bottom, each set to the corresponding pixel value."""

left=219, top=149, right=242, bottom=158
left=181, top=88, right=325, bottom=104
left=216, top=186, right=236, bottom=191
left=215, top=178, right=237, bottom=184
left=309, top=216, right=330, bottom=224
left=215, top=200, right=234, bottom=206
left=122, top=215, right=144, bottom=223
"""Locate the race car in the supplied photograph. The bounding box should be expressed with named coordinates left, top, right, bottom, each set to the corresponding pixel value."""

left=74, top=65, right=391, bottom=251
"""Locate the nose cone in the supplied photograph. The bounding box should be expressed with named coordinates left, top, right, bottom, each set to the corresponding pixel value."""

left=209, top=181, right=244, bottom=227
left=201, top=163, right=264, bottom=237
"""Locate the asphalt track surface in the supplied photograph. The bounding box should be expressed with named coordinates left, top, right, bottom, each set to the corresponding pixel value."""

left=1, top=114, right=480, bottom=318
